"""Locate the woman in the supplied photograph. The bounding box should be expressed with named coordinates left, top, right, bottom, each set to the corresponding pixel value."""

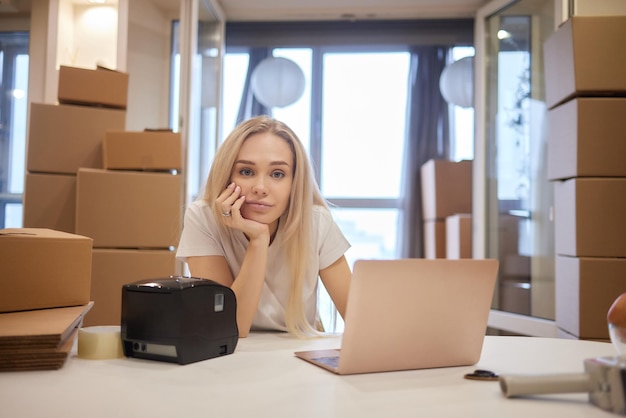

left=176, top=116, right=352, bottom=337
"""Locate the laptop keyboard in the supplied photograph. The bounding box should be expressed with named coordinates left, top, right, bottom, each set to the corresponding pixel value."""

left=312, top=356, right=340, bottom=368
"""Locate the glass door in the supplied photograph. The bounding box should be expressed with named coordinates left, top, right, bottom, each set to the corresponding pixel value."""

left=177, top=0, right=224, bottom=204
left=476, top=0, right=560, bottom=336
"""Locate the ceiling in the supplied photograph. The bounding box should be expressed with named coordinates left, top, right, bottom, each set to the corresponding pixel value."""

left=212, top=0, right=488, bottom=21
left=144, top=0, right=489, bottom=21
left=0, top=0, right=490, bottom=20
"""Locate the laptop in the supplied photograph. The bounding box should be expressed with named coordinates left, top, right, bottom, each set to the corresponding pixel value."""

left=295, top=258, right=498, bottom=375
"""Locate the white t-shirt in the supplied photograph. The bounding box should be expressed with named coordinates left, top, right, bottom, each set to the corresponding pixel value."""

left=176, top=200, right=351, bottom=332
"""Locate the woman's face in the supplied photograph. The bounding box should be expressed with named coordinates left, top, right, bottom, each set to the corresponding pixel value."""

left=230, top=132, right=294, bottom=231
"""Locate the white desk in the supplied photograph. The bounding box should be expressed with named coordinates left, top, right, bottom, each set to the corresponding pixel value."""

left=0, top=333, right=618, bottom=417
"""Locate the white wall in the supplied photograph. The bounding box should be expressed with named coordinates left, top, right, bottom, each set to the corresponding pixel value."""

left=56, top=1, right=118, bottom=69
left=125, top=0, right=175, bottom=130
left=24, top=0, right=172, bottom=130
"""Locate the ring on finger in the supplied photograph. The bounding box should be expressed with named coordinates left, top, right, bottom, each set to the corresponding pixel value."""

left=221, top=211, right=231, bottom=217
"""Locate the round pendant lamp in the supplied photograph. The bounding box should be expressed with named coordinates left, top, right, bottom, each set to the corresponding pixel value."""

left=251, top=57, right=305, bottom=108
left=439, top=56, right=474, bottom=108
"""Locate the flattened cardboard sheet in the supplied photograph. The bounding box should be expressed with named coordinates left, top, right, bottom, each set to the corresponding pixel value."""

left=0, top=328, right=79, bottom=371
left=0, top=304, right=92, bottom=371
left=0, top=303, right=93, bottom=350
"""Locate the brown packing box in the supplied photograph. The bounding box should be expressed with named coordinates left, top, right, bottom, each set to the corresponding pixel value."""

left=58, top=65, right=129, bottom=109
left=554, top=178, right=626, bottom=257
left=83, top=249, right=176, bottom=327
left=556, top=255, right=626, bottom=339
left=498, top=214, right=521, bottom=257
left=23, top=173, right=76, bottom=233
left=421, top=159, right=472, bottom=221
left=27, top=103, right=126, bottom=174
left=502, top=254, right=530, bottom=278
left=103, top=130, right=183, bottom=171
left=75, top=168, right=182, bottom=248
left=498, top=278, right=530, bottom=316
left=547, top=98, right=626, bottom=180
left=423, top=219, right=445, bottom=259
left=445, top=214, right=472, bottom=259
left=0, top=229, right=93, bottom=313
left=543, top=16, right=626, bottom=109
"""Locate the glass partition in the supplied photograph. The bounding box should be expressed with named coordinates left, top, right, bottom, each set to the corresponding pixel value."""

left=187, top=10, right=222, bottom=201
left=176, top=0, right=224, bottom=204
left=480, top=0, right=557, bottom=332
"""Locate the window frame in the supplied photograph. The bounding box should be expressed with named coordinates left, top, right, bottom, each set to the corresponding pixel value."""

left=0, top=31, right=29, bottom=229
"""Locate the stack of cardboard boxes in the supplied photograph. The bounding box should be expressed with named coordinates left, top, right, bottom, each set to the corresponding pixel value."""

left=0, top=66, right=130, bottom=370
left=544, top=16, right=626, bottom=340
left=420, top=159, right=473, bottom=259
left=22, top=65, right=183, bottom=328
left=0, top=229, right=93, bottom=370
left=79, top=130, right=183, bottom=327
left=23, top=66, right=127, bottom=233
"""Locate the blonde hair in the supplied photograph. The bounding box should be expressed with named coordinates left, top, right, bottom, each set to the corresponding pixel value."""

left=203, top=115, right=327, bottom=337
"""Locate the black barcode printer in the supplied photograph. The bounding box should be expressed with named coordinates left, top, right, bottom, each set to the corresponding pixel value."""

left=121, top=276, right=238, bottom=365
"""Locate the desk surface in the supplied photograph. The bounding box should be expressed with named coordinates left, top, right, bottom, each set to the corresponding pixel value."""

left=0, top=333, right=618, bottom=418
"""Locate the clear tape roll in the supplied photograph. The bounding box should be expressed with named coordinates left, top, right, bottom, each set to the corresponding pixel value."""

left=77, top=326, right=124, bottom=360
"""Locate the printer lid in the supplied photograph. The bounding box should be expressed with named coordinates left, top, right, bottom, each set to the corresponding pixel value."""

left=124, top=276, right=221, bottom=293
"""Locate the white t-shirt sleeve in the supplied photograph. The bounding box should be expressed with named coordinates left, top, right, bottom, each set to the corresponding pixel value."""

left=315, top=206, right=351, bottom=270
left=176, top=200, right=225, bottom=261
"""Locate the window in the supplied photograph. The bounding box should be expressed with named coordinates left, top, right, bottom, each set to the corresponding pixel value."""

left=450, top=46, right=475, bottom=162
left=0, top=32, right=29, bottom=229
left=319, top=51, right=409, bottom=266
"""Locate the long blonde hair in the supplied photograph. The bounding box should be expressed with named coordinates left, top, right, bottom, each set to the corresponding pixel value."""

left=203, top=116, right=326, bottom=336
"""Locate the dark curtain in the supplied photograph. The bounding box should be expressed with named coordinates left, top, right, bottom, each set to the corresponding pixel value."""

left=236, top=47, right=271, bottom=124
left=399, top=46, right=451, bottom=258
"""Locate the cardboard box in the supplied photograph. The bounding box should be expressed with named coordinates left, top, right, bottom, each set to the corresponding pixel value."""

left=445, top=214, right=472, bottom=259
left=83, top=249, right=177, bottom=327
left=556, top=255, right=626, bottom=339
left=424, top=220, right=445, bottom=259
left=498, top=279, right=530, bottom=316
left=547, top=98, right=626, bottom=180
left=502, top=254, right=530, bottom=278
left=27, top=103, right=126, bottom=174
left=0, top=228, right=92, bottom=313
left=554, top=178, right=626, bottom=257
left=421, top=159, right=472, bottom=221
left=75, top=168, right=182, bottom=248
left=23, top=173, right=76, bottom=233
left=543, top=16, right=626, bottom=109
left=497, top=213, right=521, bottom=257
left=58, top=65, right=129, bottom=109
left=103, top=130, right=183, bottom=171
